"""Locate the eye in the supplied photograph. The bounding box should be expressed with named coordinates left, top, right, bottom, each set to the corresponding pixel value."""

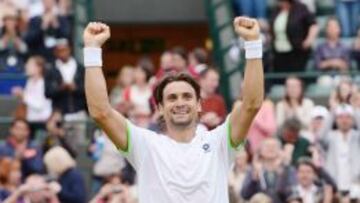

left=183, top=92, right=193, bottom=100
left=166, top=94, right=177, bottom=102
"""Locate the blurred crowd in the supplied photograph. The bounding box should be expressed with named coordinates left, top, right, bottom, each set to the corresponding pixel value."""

left=1, top=0, right=360, bottom=203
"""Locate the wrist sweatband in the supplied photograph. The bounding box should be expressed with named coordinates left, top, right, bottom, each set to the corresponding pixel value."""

left=244, top=39, right=263, bottom=59
left=83, top=47, right=102, bottom=67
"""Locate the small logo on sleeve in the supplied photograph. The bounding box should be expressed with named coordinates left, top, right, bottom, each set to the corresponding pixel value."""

left=202, top=143, right=211, bottom=153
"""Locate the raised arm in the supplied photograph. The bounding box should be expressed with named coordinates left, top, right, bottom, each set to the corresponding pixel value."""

left=230, top=17, right=264, bottom=147
left=83, top=22, right=128, bottom=150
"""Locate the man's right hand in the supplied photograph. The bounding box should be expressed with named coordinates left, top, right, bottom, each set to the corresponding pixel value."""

left=83, top=22, right=111, bottom=48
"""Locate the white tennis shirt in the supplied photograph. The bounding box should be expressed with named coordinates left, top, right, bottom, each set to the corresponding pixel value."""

left=121, top=118, right=244, bottom=203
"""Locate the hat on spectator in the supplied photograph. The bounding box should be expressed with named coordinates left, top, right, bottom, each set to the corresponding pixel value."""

left=334, top=104, right=354, bottom=117
left=310, top=106, right=329, bottom=119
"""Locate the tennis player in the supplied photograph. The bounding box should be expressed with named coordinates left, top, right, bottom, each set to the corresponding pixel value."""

left=83, top=16, right=264, bottom=203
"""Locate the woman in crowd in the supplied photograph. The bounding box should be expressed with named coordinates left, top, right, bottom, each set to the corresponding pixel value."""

left=12, top=56, right=52, bottom=138
left=270, top=0, right=318, bottom=73
left=0, top=158, right=21, bottom=201
left=276, top=76, right=314, bottom=128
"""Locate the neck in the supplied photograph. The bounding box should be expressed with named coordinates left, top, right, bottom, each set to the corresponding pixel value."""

left=262, top=159, right=279, bottom=171
left=166, top=122, right=197, bottom=143
left=301, top=183, right=314, bottom=190
left=340, top=129, right=350, bottom=136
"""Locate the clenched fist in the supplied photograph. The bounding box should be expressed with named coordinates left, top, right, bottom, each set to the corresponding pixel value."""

left=83, top=22, right=111, bottom=48
left=233, top=17, right=260, bottom=41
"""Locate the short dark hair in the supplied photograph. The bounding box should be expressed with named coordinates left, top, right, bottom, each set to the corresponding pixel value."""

left=154, top=73, right=201, bottom=105
left=282, top=117, right=302, bottom=132
left=191, top=48, right=207, bottom=64
left=172, top=47, right=187, bottom=61
left=296, top=157, right=317, bottom=172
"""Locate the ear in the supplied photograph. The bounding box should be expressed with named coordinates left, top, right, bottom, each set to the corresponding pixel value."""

left=158, top=104, right=164, bottom=116
left=197, top=101, right=202, bottom=113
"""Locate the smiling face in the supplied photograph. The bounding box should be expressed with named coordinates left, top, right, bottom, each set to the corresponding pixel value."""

left=159, top=81, right=201, bottom=129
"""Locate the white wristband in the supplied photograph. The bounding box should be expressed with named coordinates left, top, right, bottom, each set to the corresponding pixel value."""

left=83, top=47, right=102, bottom=67
left=244, top=39, right=263, bottom=59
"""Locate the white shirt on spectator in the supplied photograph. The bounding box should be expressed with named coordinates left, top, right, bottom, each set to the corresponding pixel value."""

left=56, top=57, right=77, bottom=83
left=121, top=117, right=242, bottom=203
left=336, top=132, right=352, bottom=191
left=297, top=184, right=317, bottom=203
left=23, top=78, right=52, bottom=122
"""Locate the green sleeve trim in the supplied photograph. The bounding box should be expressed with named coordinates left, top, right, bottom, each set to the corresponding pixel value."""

left=227, top=120, right=245, bottom=151
left=118, top=121, right=131, bottom=155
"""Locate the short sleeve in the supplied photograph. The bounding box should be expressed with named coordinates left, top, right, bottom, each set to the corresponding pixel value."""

left=209, top=116, right=246, bottom=164
left=119, top=120, right=155, bottom=170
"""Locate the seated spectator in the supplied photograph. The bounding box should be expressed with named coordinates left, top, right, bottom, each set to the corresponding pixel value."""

left=245, top=98, right=276, bottom=153
left=11, top=56, right=52, bottom=138
left=188, top=47, right=208, bottom=77
left=45, top=39, right=87, bottom=146
left=199, top=68, right=227, bottom=129
left=0, top=8, right=27, bottom=73
left=43, top=110, right=77, bottom=158
left=289, top=158, right=334, bottom=203
left=89, top=171, right=135, bottom=203
left=329, top=79, right=354, bottom=110
left=270, top=0, right=318, bottom=73
left=280, top=118, right=311, bottom=165
left=228, top=151, right=249, bottom=203
left=319, top=104, right=360, bottom=200
left=155, top=51, right=176, bottom=80
left=109, top=66, right=134, bottom=114
left=88, top=129, right=127, bottom=193
left=0, top=119, right=44, bottom=178
left=0, top=158, right=21, bottom=201
left=276, top=76, right=314, bottom=128
left=25, top=0, right=70, bottom=60
left=241, top=138, right=297, bottom=203
left=43, top=146, right=86, bottom=203
left=3, top=174, right=61, bottom=203
left=335, top=0, right=359, bottom=37
left=123, top=64, right=153, bottom=114
left=172, top=46, right=188, bottom=73
left=315, top=17, right=351, bottom=72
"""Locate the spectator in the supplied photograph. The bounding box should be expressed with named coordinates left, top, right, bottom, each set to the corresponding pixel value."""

left=89, top=171, right=134, bottom=203
left=123, top=64, right=152, bottom=114
left=3, top=174, right=61, bottom=203
left=335, top=0, right=359, bottom=37
left=188, top=47, right=208, bottom=77
left=155, top=51, right=175, bottom=80
left=0, top=158, right=21, bottom=201
left=289, top=158, right=334, bottom=203
left=43, top=110, right=77, bottom=158
left=199, top=68, right=227, bottom=129
left=228, top=151, right=249, bottom=203
left=329, top=79, right=354, bottom=110
left=109, top=66, right=134, bottom=113
left=245, top=98, right=276, bottom=153
left=276, top=76, right=314, bottom=128
left=11, top=56, right=52, bottom=138
left=270, top=0, right=318, bottom=73
left=45, top=39, right=87, bottom=146
left=88, top=130, right=127, bottom=193
left=280, top=118, right=311, bottom=165
left=172, top=46, right=188, bottom=73
left=315, top=17, right=351, bottom=72
left=0, top=8, right=27, bottom=73
left=43, top=146, right=86, bottom=203
left=319, top=104, right=360, bottom=200
left=0, top=119, right=44, bottom=178
left=241, top=138, right=297, bottom=202
left=233, top=0, right=267, bottom=19
left=25, top=0, right=70, bottom=60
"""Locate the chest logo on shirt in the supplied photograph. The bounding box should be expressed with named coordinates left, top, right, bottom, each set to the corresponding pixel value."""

left=202, top=143, right=211, bottom=153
